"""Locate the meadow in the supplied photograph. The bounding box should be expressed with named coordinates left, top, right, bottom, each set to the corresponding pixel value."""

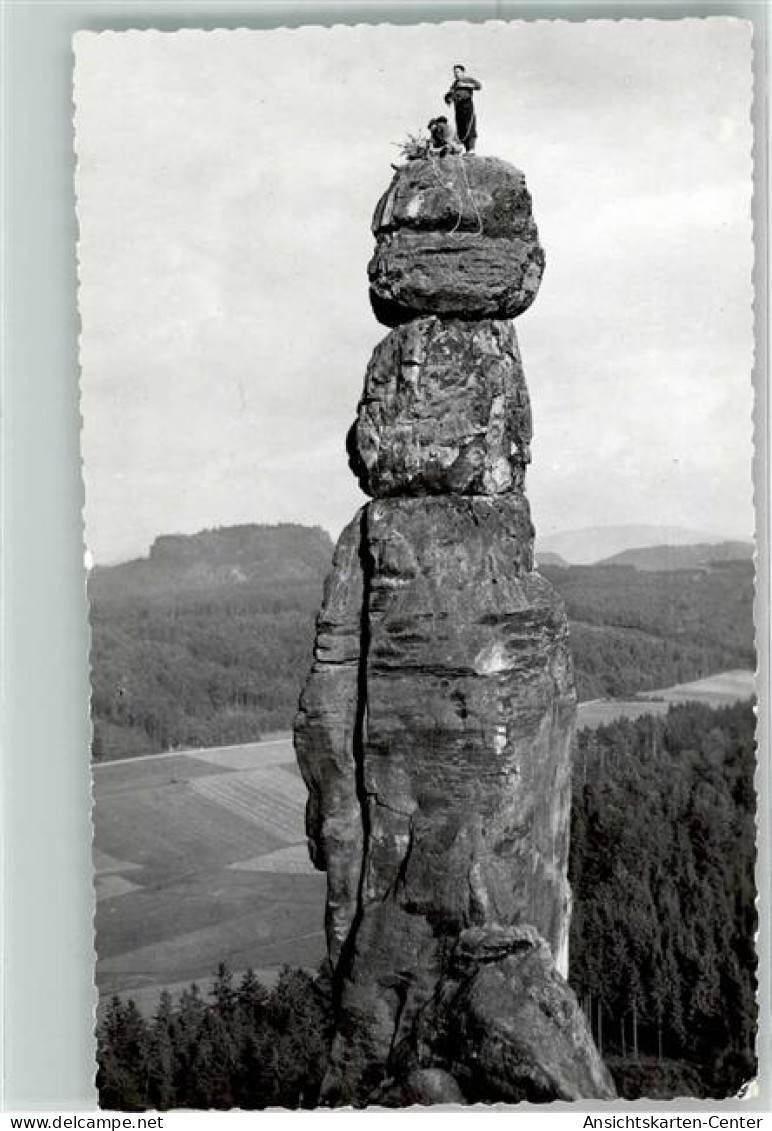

left=93, top=739, right=326, bottom=1014
left=576, top=668, right=755, bottom=730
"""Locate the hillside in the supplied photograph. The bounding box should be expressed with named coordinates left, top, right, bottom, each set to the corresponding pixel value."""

left=90, top=523, right=334, bottom=597
left=541, top=559, right=754, bottom=700
left=89, top=524, right=333, bottom=759
left=569, top=699, right=757, bottom=1098
left=597, top=541, right=753, bottom=571
left=89, top=525, right=755, bottom=760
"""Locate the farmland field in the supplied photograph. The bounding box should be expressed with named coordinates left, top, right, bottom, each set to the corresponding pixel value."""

left=93, top=738, right=326, bottom=1013
left=576, top=668, right=755, bottom=730
left=639, top=668, right=755, bottom=701
left=93, top=669, right=755, bottom=1013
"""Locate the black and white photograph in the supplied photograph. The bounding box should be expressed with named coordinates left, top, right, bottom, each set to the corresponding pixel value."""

left=74, top=17, right=759, bottom=1109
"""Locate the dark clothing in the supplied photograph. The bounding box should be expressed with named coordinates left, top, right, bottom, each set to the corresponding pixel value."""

left=428, top=116, right=463, bottom=157
left=454, top=99, right=477, bottom=151
left=444, top=75, right=481, bottom=151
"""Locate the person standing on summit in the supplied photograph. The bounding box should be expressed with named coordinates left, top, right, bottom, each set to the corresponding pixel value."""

left=444, top=64, right=482, bottom=152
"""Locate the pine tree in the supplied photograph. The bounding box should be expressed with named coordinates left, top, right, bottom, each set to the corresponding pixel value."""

left=233, top=970, right=275, bottom=1107
left=146, top=990, right=176, bottom=1109
left=96, top=997, right=149, bottom=1111
left=267, top=969, right=331, bottom=1108
left=173, top=984, right=207, bottom=1104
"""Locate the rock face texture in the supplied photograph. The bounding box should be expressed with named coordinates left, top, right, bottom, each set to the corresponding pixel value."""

left=294, top=512, right=365, bottom=966
left=368, top=156, right=545, bottom=326
left=351, top=317, right=532, bottom=498
left=428, top=927, right=616, bottom=1104
left=294, top=155, right=614, bottom=1106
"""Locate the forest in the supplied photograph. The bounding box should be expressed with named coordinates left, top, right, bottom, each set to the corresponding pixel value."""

left=97, top=699, right=757, bottom=1108
left=89, top=524, right=333, bottom=758
left=88, top=525, right=755, bottom=760
left=97, top=966, right=331, bottom=1111
left=568, top=699, right=757, bottom=1098
left=544, top=560, right=754, bottom=700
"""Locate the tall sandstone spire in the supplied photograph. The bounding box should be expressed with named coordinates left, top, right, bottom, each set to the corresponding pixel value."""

left=294, top=155, right=615, bottom=1106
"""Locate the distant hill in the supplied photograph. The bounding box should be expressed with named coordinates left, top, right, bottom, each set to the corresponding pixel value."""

left=539, top=525, right=742, bottom=565
left=534, top=550, right=569, bottom=568
left=88, top=524, right=334, bottom=760
left=597, top=541, right=754, bottom=571
left=90, top=523, right=334, bottom=599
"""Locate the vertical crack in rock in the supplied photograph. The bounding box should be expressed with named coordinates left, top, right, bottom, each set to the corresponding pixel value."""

left=294, top=510, right=366, bottom=969
left=295, top=154, right=615, bottom=1106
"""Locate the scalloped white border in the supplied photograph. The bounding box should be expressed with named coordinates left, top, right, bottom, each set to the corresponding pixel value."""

left=3, top=4, right=763, bottom=1114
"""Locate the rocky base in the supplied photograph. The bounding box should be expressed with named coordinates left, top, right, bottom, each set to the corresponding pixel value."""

left=323, top=926, right=616, bottom=1106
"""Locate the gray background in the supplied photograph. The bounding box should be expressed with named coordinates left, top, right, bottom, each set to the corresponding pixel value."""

left=1, top=0, right=769, bottom=1112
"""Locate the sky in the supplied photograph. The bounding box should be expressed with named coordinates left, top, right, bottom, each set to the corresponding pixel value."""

left=74, top=18, right=755, bottom=564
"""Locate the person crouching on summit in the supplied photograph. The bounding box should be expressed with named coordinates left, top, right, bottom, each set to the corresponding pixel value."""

left=444, top=64, right=482, bottom=152
left=428, top=116, right=464, bottom=157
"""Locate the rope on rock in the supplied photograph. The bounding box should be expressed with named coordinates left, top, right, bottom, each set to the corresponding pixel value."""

left=425, top=151, right=484, bottom=238
left=426, top=150, right=465, bottom=234
left=458, top=155, right=484, bottom=236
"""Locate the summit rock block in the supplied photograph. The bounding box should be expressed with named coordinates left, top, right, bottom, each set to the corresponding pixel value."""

left=368, top=156, right=545, bottom=326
